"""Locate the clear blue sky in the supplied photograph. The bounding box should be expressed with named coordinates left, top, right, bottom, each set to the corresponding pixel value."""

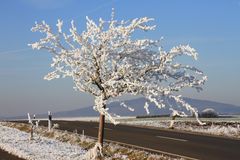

left=0, top=0, right=240, bottom=117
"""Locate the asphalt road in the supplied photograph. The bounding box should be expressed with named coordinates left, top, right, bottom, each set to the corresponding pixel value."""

left=18, top=120, right=240, bottom=160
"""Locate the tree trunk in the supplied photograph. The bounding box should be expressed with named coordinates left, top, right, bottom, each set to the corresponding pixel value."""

left=98, top=105, right=106, bottom=147
left=29, top=125, right=33, bottom=140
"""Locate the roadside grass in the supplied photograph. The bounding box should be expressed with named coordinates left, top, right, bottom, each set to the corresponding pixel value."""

left=121, top=117, right=240, bottom=139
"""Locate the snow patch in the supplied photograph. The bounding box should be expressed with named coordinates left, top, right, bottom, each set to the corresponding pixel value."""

left=0, top=124, right=86, bottom=160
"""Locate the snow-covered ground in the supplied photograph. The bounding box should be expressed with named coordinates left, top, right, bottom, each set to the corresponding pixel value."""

left=0, top=123, right=86, bottom=160
left=121, top=117, right=240, bottom=139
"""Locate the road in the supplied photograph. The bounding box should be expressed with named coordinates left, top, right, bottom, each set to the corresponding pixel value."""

left=22, top=120, right=240, bottom=160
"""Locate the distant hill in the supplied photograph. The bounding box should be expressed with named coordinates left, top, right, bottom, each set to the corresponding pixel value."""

left=5, top=97, right=240, bottom=120
left=52, top=97, right=240, bottom=117
left=183, top=98, right=240, bottom=115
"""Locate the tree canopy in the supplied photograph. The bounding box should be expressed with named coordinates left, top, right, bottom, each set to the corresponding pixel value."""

left=29, top=9, right=207, bottom=125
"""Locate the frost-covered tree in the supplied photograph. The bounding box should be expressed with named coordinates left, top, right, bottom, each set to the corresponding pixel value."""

left=29, top=9, right=207, bottom=147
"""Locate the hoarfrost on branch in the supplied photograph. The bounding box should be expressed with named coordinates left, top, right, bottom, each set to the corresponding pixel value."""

left=29, top=10, right=207, bottom=125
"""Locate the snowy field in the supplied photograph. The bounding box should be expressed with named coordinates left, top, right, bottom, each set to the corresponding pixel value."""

left=120, top=116, right=240, bottom=139
left=0, top=122, right=178, bottom=160
left=0, top=123, right=86, bottom=160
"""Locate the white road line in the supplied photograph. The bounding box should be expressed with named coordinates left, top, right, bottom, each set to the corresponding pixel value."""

left=57, top=127, right=197, bottom=160
left=94, top=127, right=112, bottom=131
left=104, top=139, right=198, bottom=160
left=156, top=135, right=188, bottom=142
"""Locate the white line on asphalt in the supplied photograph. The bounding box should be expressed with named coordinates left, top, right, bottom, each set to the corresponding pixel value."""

left=70, top=128, right=197, bottom=160
left=156, top=135, right=188, bottom=142
left=104, top=139, right=198, bottom=160
left=94, top=127, right=112, bottom=131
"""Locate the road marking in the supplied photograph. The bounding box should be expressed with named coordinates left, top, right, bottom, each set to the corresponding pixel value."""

left=94, top=127, right=112, bottom=131
left=104, top=138, right=198, bottom=160
left=156, top=135, right=188, bottom=142
left=85, top=133, right=196, bottom=160
left=21, top=121, right=198, bottom=160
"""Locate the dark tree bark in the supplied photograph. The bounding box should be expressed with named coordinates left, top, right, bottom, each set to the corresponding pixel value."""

left=98, top=105, right=106, bottom=147
left=29, top=125, right=34, bottom=140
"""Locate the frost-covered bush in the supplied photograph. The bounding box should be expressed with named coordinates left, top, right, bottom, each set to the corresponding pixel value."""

left=200, top=108, right=218, bottom=118
left=83, top=142, right=103, bottom=160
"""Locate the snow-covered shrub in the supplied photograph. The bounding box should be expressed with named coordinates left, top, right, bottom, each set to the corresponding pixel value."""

left=52, top=123, right=59, bottom=129
left=83, top=142, right=103, bottom=160
left=200, top=108, right=218, bottom=118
